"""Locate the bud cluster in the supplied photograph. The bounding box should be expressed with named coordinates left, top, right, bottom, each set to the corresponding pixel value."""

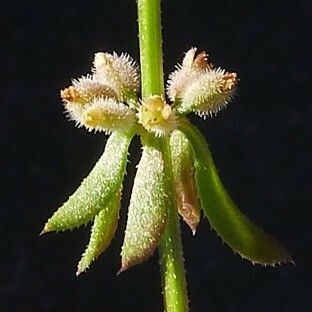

left=61, top=48, right=237, bottom=137
left=61, top=52, right=139, bottom=134
left=167, top=47, right=237, bottom=117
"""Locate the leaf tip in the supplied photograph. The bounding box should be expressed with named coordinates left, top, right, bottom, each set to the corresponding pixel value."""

left=283, top=253, right=295, bottom=266
left=39, top=224, right=50, bottom=236
left=76, top=259, right=89, bottom=276
left=116, top=263, right=128, bottom=276
left=191, top=228, right=197, bottom=236
left=76, top=266, right=85, bottom=277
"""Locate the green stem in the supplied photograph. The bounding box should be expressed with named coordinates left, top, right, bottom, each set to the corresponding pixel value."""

left=137, top=0, right=164, bottom=98
left=137, top=1, right=189, bottom=311
left=159, top=137, right=189, bottom=312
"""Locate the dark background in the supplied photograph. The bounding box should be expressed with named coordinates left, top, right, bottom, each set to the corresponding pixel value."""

left=1, top=0, right=311, bottom=311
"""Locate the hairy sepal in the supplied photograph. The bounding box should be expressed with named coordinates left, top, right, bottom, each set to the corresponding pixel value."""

left=43, top=131, right=133, bottom=233
left=180, top=122, right=293, bottom=265
left=120, top=138, right=167, bottom=271
left=170, top=130, right=201, bottom=234
left=77, top=191, right=121, bottom=275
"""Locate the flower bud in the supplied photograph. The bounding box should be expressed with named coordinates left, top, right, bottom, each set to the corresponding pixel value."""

left=93, top=52, right=140, bottom=100
left=166, top=47, right=212, bottom=102
left=177, top=69, right=237, bottom=117
left=61, top=75, right=118, bottom=128
left=82, top=98, right=136, bottom=134
left=137, top=95, right=176, bottom=137
left=61, top=75, right=117, bottom=105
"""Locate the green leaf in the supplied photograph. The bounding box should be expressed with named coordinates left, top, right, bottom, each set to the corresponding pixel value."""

left=170, top=130, right=201, bottom=234
left=180, top=121, right=292, bottom=265
left=43, top=130, right=134, bottom=233
left=77, top=191, right=121, bottom=275
left=120, top=136, right=167, bottom=271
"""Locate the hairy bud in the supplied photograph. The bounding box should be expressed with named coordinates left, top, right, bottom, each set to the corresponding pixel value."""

left=93, top=52, right=139, bottom=100
left=61, top=75, right=118, bottom=128
left=166, top=47, right=212, bottom=102
left=137, top=95, right=176, bottom=137
left=61, top=75, right=117, bottom=105
left=82, top=98, right=136, bottom=134
left=177, top=69, right=237, bottom=117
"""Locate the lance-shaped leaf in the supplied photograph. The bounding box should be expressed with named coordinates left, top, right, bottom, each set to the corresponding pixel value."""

left=170, top=130, right=201, bottom=234
left=120, top=138, right=167, bottom=271
left=43, top=130, right=134, bottom=233
left=180, top=121, right=293, bottom=265
left=77, top=190, right=122, bottom=276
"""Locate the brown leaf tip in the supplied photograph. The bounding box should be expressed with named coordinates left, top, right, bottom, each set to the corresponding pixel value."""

left=116, top=263, right=129, bottom=276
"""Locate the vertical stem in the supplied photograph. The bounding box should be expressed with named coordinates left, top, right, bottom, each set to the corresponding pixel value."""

left=159, top=138, right=189, bottom=312
left=137, top=1, right=189, bottom=311
left=137, top=0, right=164, bottom=98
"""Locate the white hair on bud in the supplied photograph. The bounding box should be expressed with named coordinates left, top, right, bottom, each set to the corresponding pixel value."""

left=166, top=47, right=210, bottom=102
left=70, top=74, right=118, bottom=103
left=137, top=96, right=177, bottom=137
left=177, top=68, right=237, bottom=117
left=82, top=97, right=136, bottom=134
left=93, top=52, right=140, bottom=100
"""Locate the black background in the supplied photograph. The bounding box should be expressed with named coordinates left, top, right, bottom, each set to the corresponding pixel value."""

left=1, top=0, right=311, bottom=311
